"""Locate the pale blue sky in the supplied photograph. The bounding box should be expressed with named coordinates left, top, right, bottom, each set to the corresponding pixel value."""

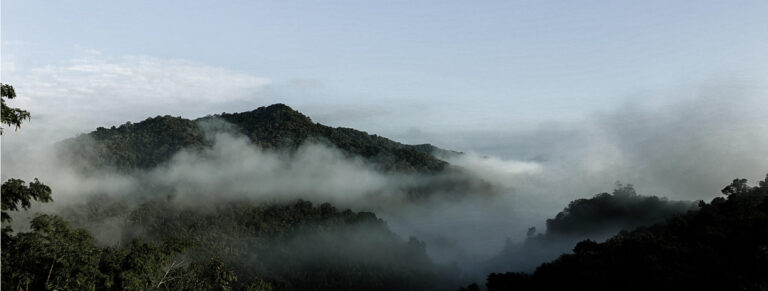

left=4, top=1, right=768, bottom=260
left=2, top=0, right=768, bottom=207
left=2, top=0, right=767, bottom=154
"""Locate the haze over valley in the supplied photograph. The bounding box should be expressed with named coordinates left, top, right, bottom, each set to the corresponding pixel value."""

left=2, top=1, right=768, bottom=290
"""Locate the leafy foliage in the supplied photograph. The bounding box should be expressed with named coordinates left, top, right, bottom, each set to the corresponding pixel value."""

left=1, top=178, right=53, bottom=223
left=1, top=83, right=30, bottom=133
left=0, top=83, right=229, bottom=291
left=1, top=83, right=52, bottom=228
left=482, top=174, right=768, bottom=291
left=1, top=213, right=198, bottom=291
left=2, top=215, right=103, bottom=291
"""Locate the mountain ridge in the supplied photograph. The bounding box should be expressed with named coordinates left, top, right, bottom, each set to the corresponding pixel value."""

left=59, top=103, right=456, bottom=174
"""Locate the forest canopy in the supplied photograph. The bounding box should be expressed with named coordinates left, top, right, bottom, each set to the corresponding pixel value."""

left=477, top=175, right=768, bottom=291
left=3, top=84, right=766, bottom=291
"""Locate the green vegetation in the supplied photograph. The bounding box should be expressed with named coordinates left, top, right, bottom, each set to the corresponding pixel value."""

left=1, top=210, right=241, bottom=291
left=115, top=199, right=445, bottom=291
left=61, top=104, right=449, bottom=173
left=6, top=83, right=768, bottom=290
left=544, top=184, right=695, bottom=236
left=5, top=85, right=447, bottom=290
left=1, top=83, right=187, bottom=290
left=4, top=197, right=450, bottom=291
left=477, top=175, right=768, bottom=291
left=216, top=104, right=448, bottom=172
left=487, top=184, right=695, bottom=273
left=1, top=83, right=51, bottom=228
left=1, top=83, right=30, bottom=134
left=62, top=116, right=208, bottom=172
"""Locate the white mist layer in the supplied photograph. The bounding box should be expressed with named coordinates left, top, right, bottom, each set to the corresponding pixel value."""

left=2, top=86, right=767, bottom=276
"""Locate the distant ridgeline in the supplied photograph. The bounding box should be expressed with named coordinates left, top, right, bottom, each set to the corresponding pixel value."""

left=486, top=184, right=697, bottom=273
left=59, top=104, right=456, bottom=174
left=469, top=176, right=768, bottom=291
left=4, top=104, right=471, bottom=291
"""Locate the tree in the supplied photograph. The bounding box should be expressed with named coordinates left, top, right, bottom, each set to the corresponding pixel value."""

left=721, top=178, right=750, bottom=196
left=1, top=83, right=52, bottom=234
left=1, top=83, right=202, bottom=291
left=1, top=178, right=52, bottom=244
left=1, top=83, right=63, bottom=290
left=2, top=215, right=103, bottom=291
left=1, top=83, right=31, bottom=133
left=482, top=174, right=768, bottom=291
left=1, top=179, right=52, bottom=223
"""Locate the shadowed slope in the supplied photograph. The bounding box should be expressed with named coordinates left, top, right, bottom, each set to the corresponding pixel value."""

left=60, top=104, right=451, bottom=173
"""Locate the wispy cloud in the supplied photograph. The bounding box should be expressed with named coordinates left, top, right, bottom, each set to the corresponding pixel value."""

left=4, top=51, right=269, bottom=135
left=1, top=51, right=271, bottom=164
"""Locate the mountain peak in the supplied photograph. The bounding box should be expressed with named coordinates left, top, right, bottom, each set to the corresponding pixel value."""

left=262, top=103, right=307, bottom=117
left=229, top=103, right=314, bottom=127
left=62, top=104, right=452, bottom=173
left=259, top=103, right=302, bottom=116
left=263, top=103, right=295, bottom=111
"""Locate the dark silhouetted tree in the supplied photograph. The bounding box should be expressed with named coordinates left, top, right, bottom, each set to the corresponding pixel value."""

left=1, top=83, right=53, bottom=238
left=721, top=178, right=749, bottom=196
left=1, top=83, right=30, bottom=133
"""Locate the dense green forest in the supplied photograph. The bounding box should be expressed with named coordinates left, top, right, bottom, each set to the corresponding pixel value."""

left=486, top=184, right=696, bottom=273
left=4, top=83, right=768, bottom=290
left=56, top=104, right=492, bottom=201
left=469, top=176, right=768, bottom=291
left=8, top=173, right=767, bottom=291
left=3, top=87, right=458, bottom=290
left=59, top=104, right=452, bottom=174
left=4, top=197, right=451, bottom=291
left=116, top=199, right=445, bottom=291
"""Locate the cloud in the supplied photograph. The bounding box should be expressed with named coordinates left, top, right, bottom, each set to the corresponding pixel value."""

left=443, top=153, right=542, bottom=189
left=150, top=132, right=394, bottom=206
left=2, top=50, right=766, bottom=281
left=393, top=81, right=768, bottom=203
left=3, top=114, right=543, bottom=268
left=11, top=52, right=268, bottom=124
left=1, top=52, right=271, bottom=171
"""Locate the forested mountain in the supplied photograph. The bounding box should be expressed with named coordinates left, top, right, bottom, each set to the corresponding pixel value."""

left=3, top=101, right=471, bottom=290
left=474, top=176, right=768, bottom=291
left=486, top=184, right=696, bottom=273
left=5, top=87, right=767, bottom=291
left=59, top=104, right=452, bottom=173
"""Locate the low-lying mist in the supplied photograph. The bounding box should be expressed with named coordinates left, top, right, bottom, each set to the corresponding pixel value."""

left=2, top=89, right=767, bottom=283
left=3, top=120, right=541, bottom=270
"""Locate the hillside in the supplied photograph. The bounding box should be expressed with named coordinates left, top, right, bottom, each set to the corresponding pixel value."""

left=59, top=104, right=452, bottom=173
left=486, top=184, right=696, bottom=273
left=4, top=198, right=455, bottom=291
left=1, top=103, right=477, bottom=290
left=477, top=175, right=768, bottom=291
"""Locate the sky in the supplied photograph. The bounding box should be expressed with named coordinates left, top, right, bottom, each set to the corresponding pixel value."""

left=2, top=0, right=768, bottom=201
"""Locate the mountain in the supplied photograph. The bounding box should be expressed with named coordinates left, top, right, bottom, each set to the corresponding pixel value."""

left=6, top=101, right=478, bottom=290
left=486, top=184, right=696, bottom=273
left=476, top=176, right=768, bottom=291
left=59, top=104, right=454, bottom=174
